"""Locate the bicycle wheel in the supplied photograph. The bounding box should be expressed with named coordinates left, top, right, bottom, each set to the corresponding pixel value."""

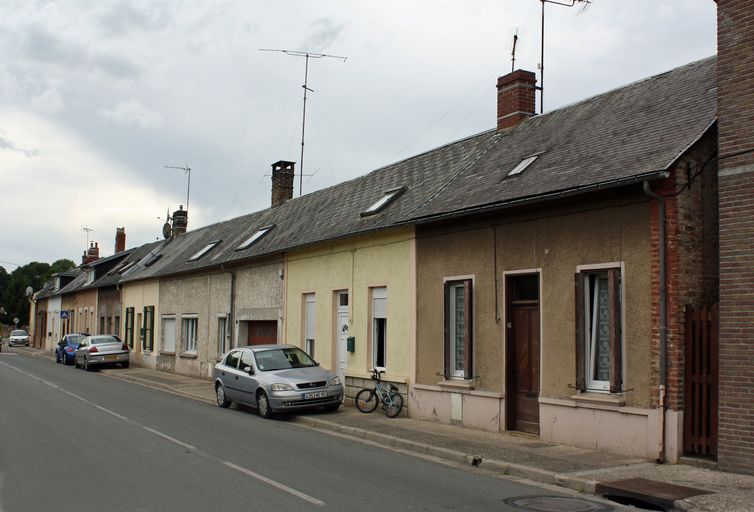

left=384, top=392, right=403, bottom=418
left=355, top=388, right=378, bottom=413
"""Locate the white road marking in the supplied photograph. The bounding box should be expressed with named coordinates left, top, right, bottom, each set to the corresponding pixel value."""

left=223, top=461, right=326, bottom=507
left=142, top=426, right=196, bottom=451
left=1, top=359, right=326, bottom=507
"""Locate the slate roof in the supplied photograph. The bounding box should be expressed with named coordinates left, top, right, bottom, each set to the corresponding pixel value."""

left=121, top=130, right=497, bottom=281
left=33, top=280, right=56, bottom=301
left=110, top=56, right=717, bottom=284
left=411, top=56, right=717, bottom=220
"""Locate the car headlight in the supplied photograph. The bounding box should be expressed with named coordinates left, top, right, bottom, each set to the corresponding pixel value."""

left=271, top=383, right=294, bottom=392
left=330, top=376, right=341, bottom=386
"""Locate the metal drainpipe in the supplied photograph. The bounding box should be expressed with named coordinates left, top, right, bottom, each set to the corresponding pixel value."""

left=220, top=264, right=236, bottom=349
left=643, top=180, right=667, bottom=464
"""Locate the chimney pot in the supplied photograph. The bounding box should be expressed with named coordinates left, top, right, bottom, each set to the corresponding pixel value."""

left=172, top=206, right=188, bottom=237
left=496, top=69, right=537, bottom=131
left=115, top=227, right=126, bottom=253
left=271, top=160, right=295, bottom=207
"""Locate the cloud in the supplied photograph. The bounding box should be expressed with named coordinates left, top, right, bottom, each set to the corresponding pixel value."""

left=100, top=99, right=163, bottom=129
left=31, top=88, right=66, bottom=113
left=0, top=134, right=38, bottom=157
left=301, top=18, right=347, bottom=50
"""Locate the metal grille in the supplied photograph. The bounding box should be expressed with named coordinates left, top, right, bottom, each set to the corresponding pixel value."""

left=296, top=381, right=326, bottom=390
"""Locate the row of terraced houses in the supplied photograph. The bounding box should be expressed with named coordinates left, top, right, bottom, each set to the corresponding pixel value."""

left=27, top=1, right=754, bottom=475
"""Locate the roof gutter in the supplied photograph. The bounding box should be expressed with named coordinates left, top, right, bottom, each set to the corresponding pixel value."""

left=643, top=180, right=667, bottom=464
left=409, top=170, right=671, bottom=225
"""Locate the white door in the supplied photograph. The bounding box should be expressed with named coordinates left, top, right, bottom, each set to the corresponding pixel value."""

left=337, top=292, right=349, bottom=381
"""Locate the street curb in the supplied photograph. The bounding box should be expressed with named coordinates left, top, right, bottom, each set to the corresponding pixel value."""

left=293, top=415, right=598, bottom=497
left=100, top=371, right=216, bottom=405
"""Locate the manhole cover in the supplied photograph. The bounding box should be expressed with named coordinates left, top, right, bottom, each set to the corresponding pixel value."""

left=503, top=495, right=613, bottom=512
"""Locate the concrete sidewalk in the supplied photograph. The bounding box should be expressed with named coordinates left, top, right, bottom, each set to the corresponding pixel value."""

left=16, top=346, right=754, bottom=511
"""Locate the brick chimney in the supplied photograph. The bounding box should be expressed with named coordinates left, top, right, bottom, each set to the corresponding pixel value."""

left=82, top=242, right=100, bottom=264
left=271, top=160, right=295, bottom=207
left=172, top=205, right=188, bottom=237
left=114, top=227, right=126, bottom=253
left=496, top=69, right=537, bottom=131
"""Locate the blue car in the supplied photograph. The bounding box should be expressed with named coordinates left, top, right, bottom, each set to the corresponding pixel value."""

left=55, top=333, right=88, bottom=365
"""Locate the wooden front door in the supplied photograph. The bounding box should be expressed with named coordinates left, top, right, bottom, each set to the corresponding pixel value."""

left=247, top=321, right=277, bottom=346
left=510, top=304, right=540, bottom=434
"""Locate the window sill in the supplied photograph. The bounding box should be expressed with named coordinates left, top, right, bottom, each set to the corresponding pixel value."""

left=160, top=351, right=175, bottom=356
left=179, top=352, right=198, bottom=359
left=438, top=379, right=475, bottom=391
left=571, top=392, right=625, bottom=407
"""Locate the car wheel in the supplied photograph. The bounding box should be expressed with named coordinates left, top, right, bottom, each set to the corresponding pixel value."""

left=215, top=384, right=231, bottom=408
left=257, top=391, right=272, bottom=419
left=84, top=357, right=91, bottom=371
left=122, top=361, right=129, bottom=369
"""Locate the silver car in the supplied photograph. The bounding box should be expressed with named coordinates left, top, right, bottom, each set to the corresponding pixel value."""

left=8, top=329, right=30, bottom=347
left=74, top=335, right=130, bottom=371
left=213, top=344, right=343, bottom=418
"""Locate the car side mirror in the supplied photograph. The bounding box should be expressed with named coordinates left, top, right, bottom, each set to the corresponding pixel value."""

left=243, top=366, right=254, bottom=375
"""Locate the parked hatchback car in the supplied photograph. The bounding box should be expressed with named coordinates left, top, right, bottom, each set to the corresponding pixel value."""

left=8, top=329, right=30, bottom=347
left=56, top=333, right=88, bottom=365
left=74, top=335, right=130, bottom=371
left=213, top=344, right=343, bottom=418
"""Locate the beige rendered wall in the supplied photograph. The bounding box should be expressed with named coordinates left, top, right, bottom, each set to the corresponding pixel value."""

left=285, top=227, right=414, bottom=384
left=121, top=280, right=159, bottom=369
left=159, top=272, right=231, bottom=378
left=74, top=289, right=98, bottom=336
left=416, top=198, right=652, bottom=406
left=234, top=258, right=285, bottom=344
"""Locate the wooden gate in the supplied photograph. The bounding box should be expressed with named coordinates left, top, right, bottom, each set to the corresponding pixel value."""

left=683, top=304, right=718, bottom=457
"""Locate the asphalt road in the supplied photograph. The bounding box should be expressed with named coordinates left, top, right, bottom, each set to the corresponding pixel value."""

left=0, top=350, right=611, bottom=512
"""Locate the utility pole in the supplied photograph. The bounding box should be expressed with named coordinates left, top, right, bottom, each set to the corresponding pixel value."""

left=165, top=164, right=191, bottom=211
left=260, top=49, right=347, bottom=196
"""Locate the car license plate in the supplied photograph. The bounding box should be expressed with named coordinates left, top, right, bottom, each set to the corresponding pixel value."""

left=105, top=355, right=118, bottom=361
left=304, top=391, right=327, bottom=400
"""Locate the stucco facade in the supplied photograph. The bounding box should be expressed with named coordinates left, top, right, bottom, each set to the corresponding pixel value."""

left=284, top=226, right=416, bottom=408
left=73, top=289, right=97, bottom=337
left=413, top=190, right=660, bottom=457
left=121, top=280, right=159, bottom=369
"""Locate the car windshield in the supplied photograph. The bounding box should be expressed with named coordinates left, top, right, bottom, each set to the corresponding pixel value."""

left=254, top=347, right=317, bottom=372
left=67, top=335, right=85, bottom=345
left=11, top=330, right=27, bottom=336
left=92, top=335, right=120, bottom=345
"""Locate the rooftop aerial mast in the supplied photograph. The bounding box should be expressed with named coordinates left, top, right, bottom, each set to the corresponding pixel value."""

left=260, top=49, right=347, bottom=196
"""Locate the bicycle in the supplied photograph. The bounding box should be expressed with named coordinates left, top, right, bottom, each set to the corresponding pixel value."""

left=355, top=368, right=403, bottom=418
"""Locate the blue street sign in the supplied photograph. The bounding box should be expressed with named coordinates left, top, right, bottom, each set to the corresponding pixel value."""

left=60, top=311, right=69, bottom=319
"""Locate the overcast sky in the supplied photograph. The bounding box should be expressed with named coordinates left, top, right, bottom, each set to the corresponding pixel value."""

left=0, top=0, right=717, bottom=273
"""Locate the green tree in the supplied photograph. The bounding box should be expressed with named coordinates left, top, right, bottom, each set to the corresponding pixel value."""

left=0, top=259, right=75, bottom=326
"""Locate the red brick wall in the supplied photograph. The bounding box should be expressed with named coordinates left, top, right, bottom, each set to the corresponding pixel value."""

left=717, top=0, right=754, bottom=474
left=497, top=70, right=537, bottom=131
left=648, top=131, right=718, bottom=412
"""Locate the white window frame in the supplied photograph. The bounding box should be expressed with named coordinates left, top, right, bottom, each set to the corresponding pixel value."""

left=371, top=287, right=388, bottom=371
left=161, top=315, right=176, bottom=353
left=217, top=315, right=228, bottom=357
left=304, top=293, right=315, bottom=356
left=181, top=315, right=198, bottom=354
left=189, top=240, right=221, bottom=261
left=576, top=262, right=625, bottom=393
left=444, top=278, right=473, bottom=379
left=361, top=186, right=406, bottom=216
left=507, top=154, right=539, bottom=177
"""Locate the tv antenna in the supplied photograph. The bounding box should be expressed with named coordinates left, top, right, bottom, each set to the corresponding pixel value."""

left=259, top=48, right=347, bottom=196
left=539, top=0, right=591, bottom=113
left=165, top=164, right=191, bottom=211
left=511, top=29, right=519, bottom=73
left=81, top=226, right=94, bottom=248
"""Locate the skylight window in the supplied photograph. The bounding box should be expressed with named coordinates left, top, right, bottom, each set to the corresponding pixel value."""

left=361, top=186, right=407, bottom=217
left=189, top=240, right=221, bottom=262
left=236, top=225, right=274, bottom=251
left=507, top=154, right=539, bottom=177
left=118, top=261, right=137, bottom=274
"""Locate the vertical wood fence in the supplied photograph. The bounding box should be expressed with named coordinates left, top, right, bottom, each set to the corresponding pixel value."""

left=683, top=303, right=719, bottom=457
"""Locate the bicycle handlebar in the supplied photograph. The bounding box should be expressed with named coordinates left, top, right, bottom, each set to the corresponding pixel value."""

left=369, top=368, right=385, bottom=380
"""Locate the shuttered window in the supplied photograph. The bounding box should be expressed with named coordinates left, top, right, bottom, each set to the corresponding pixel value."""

left=143, top=306, right=155, bottom=351
left=575, top=268, right=622, bottom=393
left=162, top=316, right=176, bottom=353
left=304, top=293, right=315, bottom=356
left=372, top=287, right=387, bottom=370
left=124, top=307, right=134, bottom=348
left=444, top=280, right=473, bottom=379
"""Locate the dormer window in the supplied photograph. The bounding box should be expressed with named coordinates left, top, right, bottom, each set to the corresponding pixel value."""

left=507, top=154, right=539, bottom=177
left=85, top=269, right=95, bottom=285
left=236, top=225, right=274, bottom=251
left=361, top=186, right=407, bottom=217
left=189, top=240, right=221, bottom=262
